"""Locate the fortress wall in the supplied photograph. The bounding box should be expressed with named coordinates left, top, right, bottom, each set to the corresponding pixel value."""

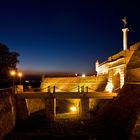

left=0, top=92, right=16, bottom=140
left=16, top=98, right=46, bottom=120
left=89, top=99, right=100, bottom=110
left=126, top=68, right=140, bottom=82
left=40, top=75, right=108, bottom=92
left=97, top=62, right=108, bottom=75
left=41, top=75, right=108, bottom=112
left=26, top=99, right=45, bottom=115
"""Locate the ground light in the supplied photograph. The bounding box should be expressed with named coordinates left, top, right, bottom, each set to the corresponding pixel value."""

left=82, top=74, right=86, bottom=78
left=70, top=106, right=77, bottom=112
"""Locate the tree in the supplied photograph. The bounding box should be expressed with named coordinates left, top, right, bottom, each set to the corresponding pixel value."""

left=0, top=43, right=19, bottom=83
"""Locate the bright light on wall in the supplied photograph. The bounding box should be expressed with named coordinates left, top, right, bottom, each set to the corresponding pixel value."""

left=70, top=106, right=77, bottom=112
left=107, top=83, right=113, bottom=93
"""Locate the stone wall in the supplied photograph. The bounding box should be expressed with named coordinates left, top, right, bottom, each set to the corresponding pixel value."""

left=131, top=115, right=140, bottom=139
left=26, top=99, right=45, bottom=115
left=41, top=75, right=108, bottom=92
left=16, top=97, right=45, bottom=120
left=126, top=68, right=140, bottom=82
left=96, top=61, right=109, bottom=75
left=0, top=91, right=16, bottom=140
left=40, top=75, right=108, bottom=112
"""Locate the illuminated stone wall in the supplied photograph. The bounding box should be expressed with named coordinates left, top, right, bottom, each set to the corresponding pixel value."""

left=16, top=98, right=46, bottom=120
left=41, top=75, right=107, bottom=93
left=96, top=61, right=109, bottom=75
left=26, top=99, right=45, bottom=115
left=41, top=75, right=108, bottom=112
left=97, top=41, right=140, bottom=92
left=40, top=41, right=140, bottom=114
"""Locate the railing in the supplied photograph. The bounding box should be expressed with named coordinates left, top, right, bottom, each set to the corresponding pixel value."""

left=0, top=87, right=12, bottom=97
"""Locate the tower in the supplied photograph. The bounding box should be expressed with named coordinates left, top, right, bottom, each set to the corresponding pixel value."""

left=122, top=17, right=129, bottom=50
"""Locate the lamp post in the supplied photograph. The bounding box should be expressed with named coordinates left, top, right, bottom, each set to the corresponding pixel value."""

left=10, top=70, right=16, bottom=93
left=18, top=72, right=23, bottom=85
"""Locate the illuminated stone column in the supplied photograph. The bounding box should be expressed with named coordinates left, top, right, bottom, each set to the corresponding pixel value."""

left=45, top=94, right=56, bottom=121
left=122, top=28, right=129, bottom=50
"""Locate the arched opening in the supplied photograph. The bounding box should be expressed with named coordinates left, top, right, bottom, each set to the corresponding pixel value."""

left=56, top=99, right=80, bottom=119
left=112, top=73, right=120, bottom=91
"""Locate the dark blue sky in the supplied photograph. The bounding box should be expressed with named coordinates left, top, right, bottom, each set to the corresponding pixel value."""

left=0, top=0, right=140, bottom=75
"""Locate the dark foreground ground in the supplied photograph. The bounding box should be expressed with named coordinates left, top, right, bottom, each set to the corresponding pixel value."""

left=3, top=110, right=113, bottom=140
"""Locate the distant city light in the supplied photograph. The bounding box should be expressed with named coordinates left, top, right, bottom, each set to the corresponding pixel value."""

left=82, top=74, right=86, bottom=78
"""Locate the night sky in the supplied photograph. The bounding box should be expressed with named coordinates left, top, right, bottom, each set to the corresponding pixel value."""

left=0, top=0, right=140, bottom=75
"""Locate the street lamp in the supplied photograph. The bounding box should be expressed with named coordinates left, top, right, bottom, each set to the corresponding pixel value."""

left=10, top=70, right=16, bottom=93
left=81, top=74, right=86, bottom=92
left=18, top=72, right=23, bottom=85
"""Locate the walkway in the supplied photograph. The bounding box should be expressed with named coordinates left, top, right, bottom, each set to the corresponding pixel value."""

left=16, top=91, right=117, bottom=99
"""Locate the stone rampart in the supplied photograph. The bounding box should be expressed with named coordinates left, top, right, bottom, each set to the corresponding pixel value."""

left=40, top=75, right=108, bottom=112
left=26, top=99, right=45, bottom=115
left=0, top=90, right=16, bottom=140
left=41, top=75, right=108, bottom=92
left=126, top=68, right=140, bottom=82
left=16, top=97, right=45, bottom=120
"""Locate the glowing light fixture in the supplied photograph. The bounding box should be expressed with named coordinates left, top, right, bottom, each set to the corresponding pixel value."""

left=10, top=70, right=16, bottom=93
left=70, top=106, right=77, bottom=112
left=82, top=74, right=86, bottom=78
left=10, top=70, right=16, bottom=76
left=18, top=72, right=22, bottom=77
left=18, top=72, right=23, bottom=85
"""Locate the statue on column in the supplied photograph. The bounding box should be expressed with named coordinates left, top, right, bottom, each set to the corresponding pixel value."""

left=122, top=17, right=127, bottom=28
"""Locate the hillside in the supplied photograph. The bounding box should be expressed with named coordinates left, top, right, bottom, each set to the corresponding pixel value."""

left=90, top=84, right=140, bottom=139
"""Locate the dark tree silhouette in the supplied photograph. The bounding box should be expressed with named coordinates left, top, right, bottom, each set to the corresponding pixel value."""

left=0, top=43, right=19, bottom=83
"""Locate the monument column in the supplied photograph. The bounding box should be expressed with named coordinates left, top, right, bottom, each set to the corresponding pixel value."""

left=122, top=17, right=129, bottom=50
